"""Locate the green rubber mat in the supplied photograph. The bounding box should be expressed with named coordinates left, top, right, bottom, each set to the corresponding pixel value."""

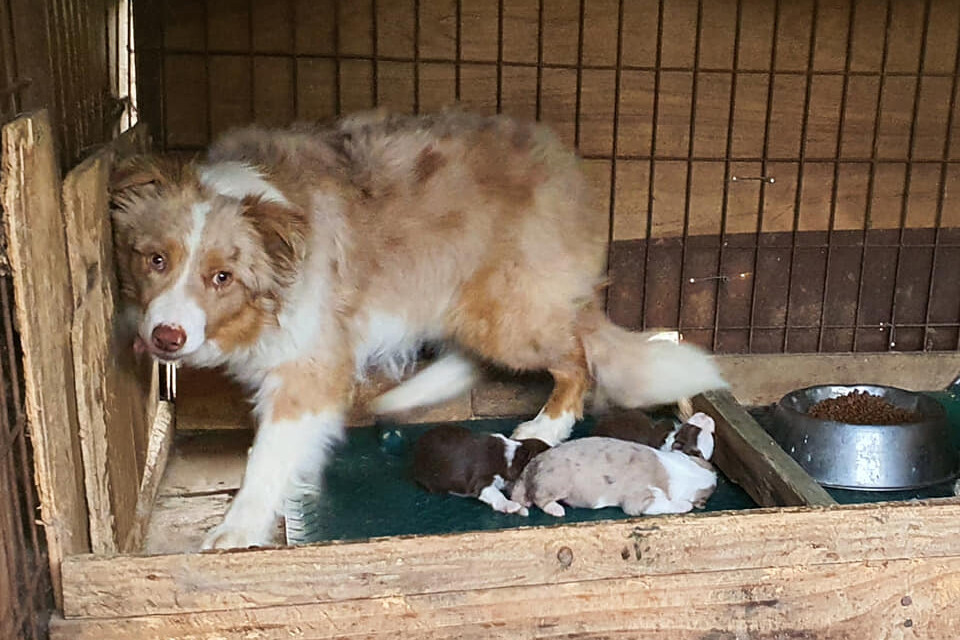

left=285, top=416, right=756, bottom=545
left=286, top=389, right=960, bottom=545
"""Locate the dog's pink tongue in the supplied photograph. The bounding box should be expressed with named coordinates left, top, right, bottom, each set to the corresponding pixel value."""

left=133, top=336, right=147, bottom=355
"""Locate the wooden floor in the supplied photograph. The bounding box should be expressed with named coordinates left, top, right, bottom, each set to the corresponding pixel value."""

left=144, top=431, right=250, bottom=554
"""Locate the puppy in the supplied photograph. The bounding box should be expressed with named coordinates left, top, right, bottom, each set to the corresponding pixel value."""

left=592, top=407, right=676, bottom=448
left=110, top=110, right=726, bottom=549
left=510, top=413, right=717, bottom=517
left=412, top=425, right=549, bottom=515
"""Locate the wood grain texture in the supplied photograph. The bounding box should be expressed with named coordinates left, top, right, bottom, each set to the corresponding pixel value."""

left=61, top=498, right=960, bottom=620
left=1, top=111, right=89, bottom=606
left=52, top=540, right=960, bottom=638
left=693, top=389, right=836, bottom=508
left=62, top=127, right=157, bottom=555
left=62, top=143, right=136, bottom=554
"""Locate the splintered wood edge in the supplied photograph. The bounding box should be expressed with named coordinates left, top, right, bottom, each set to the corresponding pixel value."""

left=124, top=401, right=175, bottom=553
left=59, top=498, right=960, bottom=620
left=693, top=389, right=837, bottom=508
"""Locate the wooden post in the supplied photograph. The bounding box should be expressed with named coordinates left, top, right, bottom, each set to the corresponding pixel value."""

left=693, top=389, right=836, bottom=508
left=1, top=110, right=90, bottom=606
left=61, top=124, right=156, bottom=554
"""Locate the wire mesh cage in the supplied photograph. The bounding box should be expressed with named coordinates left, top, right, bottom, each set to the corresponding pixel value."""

left=136, top=0, right=960, bottom=357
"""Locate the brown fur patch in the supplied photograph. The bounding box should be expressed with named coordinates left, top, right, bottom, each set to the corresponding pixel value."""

left=110, top=154, right=197, bottom=202
left=452, top=265, right=505, bottom=355
left=543, top=350, right=590, bottom=420
left=414, top=147, right=446, bottom=185
left=436, top=209, right=465, bottom=233
left=467, top=134, right=538, bottom=209
left=205, top=293, right=271, bottom=353
left=270, top=359, right=355, bottom=423
left=241, top=196, right=310, bottom=287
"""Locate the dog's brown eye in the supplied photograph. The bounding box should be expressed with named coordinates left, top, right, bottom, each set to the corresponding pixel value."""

left=212, top=271, right=233, bottom=288
left=149, top=253, right=166, bottom=272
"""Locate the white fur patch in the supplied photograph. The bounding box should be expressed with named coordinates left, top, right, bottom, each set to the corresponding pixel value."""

left=141, top=202, right=209, bottom=357
left=370, top=350, right=478, bottom=415
left=199, top=161, right=291, bottom=206
left=201, top=408, right=344, bottom=550
left=492, top=433, right=521, bottom=469
left=478, top=477, right=528, bottom=516
left=354, top=311, right=422, bottom=380
left=511, top=409, right=575, bottom=446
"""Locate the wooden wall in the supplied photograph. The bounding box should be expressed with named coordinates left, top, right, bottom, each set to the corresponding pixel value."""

left=136, top=0, right=960, bottom=354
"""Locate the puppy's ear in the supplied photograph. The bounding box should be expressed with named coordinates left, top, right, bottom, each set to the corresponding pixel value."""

left=508, top=438, right=550, bottom=479
left=242, top=195, right=310, bottom=287
left=110, top=154, right=191, bottom=203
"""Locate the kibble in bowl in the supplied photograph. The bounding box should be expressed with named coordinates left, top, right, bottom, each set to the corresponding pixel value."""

left=807, top=390, right=922, bottom=425
left=770, top=384, right=958, bottom=490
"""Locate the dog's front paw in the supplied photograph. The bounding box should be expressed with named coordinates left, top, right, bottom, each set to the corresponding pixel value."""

left=200, top=508, right=280, bottom=550
left=201, top=520, right=280, bottom=550
left=511, top=411, right=575, bottom=446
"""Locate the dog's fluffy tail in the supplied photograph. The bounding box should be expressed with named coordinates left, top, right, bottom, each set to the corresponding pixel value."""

left=369, top=350, right=479, bottom=415
left=579, top=311, right=728, bottom=410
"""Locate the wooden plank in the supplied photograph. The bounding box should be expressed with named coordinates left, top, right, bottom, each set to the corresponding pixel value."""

left=144, top=493, right=233, bottom=556
left=693, top=389, right=836, bottom=508
left=51, top=554, right=960, bottom=638
left=717, top=351, right=960, bottom=405
left=61, top=126, right=156, bottom=555
left=60, top=498, right=960, bottom=619
left=62, top=143, right=135, bottom=554
left=1, top=110, right=89, bottom=606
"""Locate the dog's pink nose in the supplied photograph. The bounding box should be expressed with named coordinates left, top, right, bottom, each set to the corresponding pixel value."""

left=151, top=324, right=186, bottom=353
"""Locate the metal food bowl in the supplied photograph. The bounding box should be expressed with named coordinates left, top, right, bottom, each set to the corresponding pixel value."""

left=769, top=384, right=959, bottom=491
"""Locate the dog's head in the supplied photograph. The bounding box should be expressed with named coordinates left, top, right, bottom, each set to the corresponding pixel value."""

left=110, top=155, right=309, bottom=364
left=670, top=412, right=716, bottom=461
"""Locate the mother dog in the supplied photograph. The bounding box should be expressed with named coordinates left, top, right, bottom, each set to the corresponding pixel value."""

left=110, top=110, right=726, bottom=549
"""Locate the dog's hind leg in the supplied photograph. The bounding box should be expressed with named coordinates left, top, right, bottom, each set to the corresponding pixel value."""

left=510, top=346, right=589, bottom=445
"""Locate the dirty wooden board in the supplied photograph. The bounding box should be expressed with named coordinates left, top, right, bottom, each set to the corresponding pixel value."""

left=717, top=352, right=960, bottom=406
left=693, top=389, right=836, bottom=508
left=1, top=110, right=89, bottom=605
left=61, top=498, right=960, bottom=619
left=51, top=553, right=960, bottom=639
left=62, top=128, right=157, bottom=554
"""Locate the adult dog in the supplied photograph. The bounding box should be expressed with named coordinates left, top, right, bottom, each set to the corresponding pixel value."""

left=110, top=110, right=726, bottom=549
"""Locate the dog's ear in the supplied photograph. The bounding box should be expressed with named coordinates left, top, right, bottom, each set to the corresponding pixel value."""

left=508, top=438, right=550, bottom=478
left=110, top=154, right=189, bottom=203
left=242, top=195, right=310, bottom=288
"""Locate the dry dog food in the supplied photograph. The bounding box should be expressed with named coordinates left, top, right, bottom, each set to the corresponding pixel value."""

left=807, top=390, right=922, bottom=425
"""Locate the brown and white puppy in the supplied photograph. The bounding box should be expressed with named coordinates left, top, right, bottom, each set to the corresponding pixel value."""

left=592, top=407, right=676, bottom=448
left=510, top=413, right=718, bottom=517
left=412, top=425, right=549, bottom=516
left=110, top=110, right=726, bottom=549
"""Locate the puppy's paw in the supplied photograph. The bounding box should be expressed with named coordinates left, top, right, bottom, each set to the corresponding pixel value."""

left=542, top=501, right=566, bottom=517
left=501, top=499, right=529, bottom=517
